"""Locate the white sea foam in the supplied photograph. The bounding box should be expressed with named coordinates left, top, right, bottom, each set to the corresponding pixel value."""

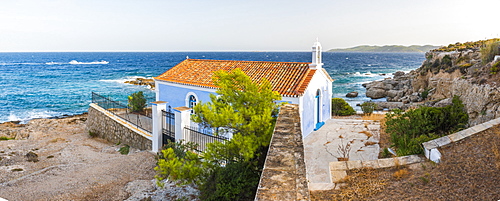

left=7, top=110, right=63, bottom=124
left=0, top=62, right=44, bottom=65
left=349, top=71, right=393, bottom=78
left=99, top=76, right=152, bottom=84
left=69, top=60, right=109, bottom=65
left=45, top=62, right=65, bottom=65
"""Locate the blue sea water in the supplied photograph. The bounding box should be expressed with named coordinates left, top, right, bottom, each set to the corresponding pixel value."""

left=0, top=52, right=424, bottom=123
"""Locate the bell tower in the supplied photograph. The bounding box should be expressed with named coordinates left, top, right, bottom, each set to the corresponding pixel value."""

left=309, top=39, right=323, bottom=69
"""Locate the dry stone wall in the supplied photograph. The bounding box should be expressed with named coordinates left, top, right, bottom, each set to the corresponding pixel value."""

left=87, top=104, right=152, bottom=150
left=255, top=104, right=310, bottom=201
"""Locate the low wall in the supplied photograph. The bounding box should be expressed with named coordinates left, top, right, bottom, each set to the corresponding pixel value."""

left=255, top=104, right=310, bottom=201
left=422, top=116, right=500, bottom=163
left=87, top=103, right=152, bottom=150
left=329, top=155, right=424, bottom=182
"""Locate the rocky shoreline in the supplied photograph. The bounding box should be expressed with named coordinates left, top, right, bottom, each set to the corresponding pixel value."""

left=361, top=40, right=500, bottom=126
left=0, top=113, right=201, bottom=201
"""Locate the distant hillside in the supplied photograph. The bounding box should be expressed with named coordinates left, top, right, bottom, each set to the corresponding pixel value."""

left=328, top=45, right=440, bottom=53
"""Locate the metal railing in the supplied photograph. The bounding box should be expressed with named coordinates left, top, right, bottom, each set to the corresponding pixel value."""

left=91, top=92, right=153, bottom=133
left=184, top=126, right=228, bottom=152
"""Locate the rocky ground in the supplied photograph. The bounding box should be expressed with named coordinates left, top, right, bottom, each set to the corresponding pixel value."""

left=0, top=114, right=197, bottom=201
left=310, top=124, right=500, bottom=200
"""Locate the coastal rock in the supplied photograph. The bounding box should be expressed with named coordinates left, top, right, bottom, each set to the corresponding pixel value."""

left=393, top=71, right=405, bottom=77
left=25, top=151, right=38, bottom=162
left=366, top=88, right=387, bottom=99
left=124, top=78, right=155, bottom=90
left=433, top=98, right=452, bottom=107
left=346, top=91, right=358, bottom=98
left=363, top=41, right=500, bottom=126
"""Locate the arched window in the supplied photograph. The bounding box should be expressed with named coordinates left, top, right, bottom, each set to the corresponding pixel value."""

left=188, top=95, right=197, bottom=109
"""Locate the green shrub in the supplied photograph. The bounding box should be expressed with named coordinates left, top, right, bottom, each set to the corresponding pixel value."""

left=88, top=131, right=97, bottom=138
left=441, top=55, right=452, bottom=67
left=491, top=66, right=499, bottom=75
left=491, top=62, right=500, bottom=79
left=459, top=63, right=472, bottom=68
left=119, top=145, right=130, bottom=155
left=128, top=91, right=147, bottom=113
left=384, top=96, right=468, bottom=156
left=0, top=136, right=13, bottom=141
left=331, top=98, right=356, bottom=116
left=420, top=89, right=429, bottom=100
left=481, top=40, right=500, bottom=64
left=493, top=61, right=500, bottom=68
left=360, top=101, right=377, bottom=115
left=455, top=55, right=469, bottom=64
left=200, top=161, right=260, bottom=201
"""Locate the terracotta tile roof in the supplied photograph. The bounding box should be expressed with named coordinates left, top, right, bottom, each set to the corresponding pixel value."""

left=155, top=59, right=329, bottom=97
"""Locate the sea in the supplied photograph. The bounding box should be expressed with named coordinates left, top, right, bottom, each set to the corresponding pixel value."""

left=0, top=52, right=425, bottom=123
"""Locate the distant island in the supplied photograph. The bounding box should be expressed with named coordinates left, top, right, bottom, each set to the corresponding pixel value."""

left=328, top=45, right=440, bottom=53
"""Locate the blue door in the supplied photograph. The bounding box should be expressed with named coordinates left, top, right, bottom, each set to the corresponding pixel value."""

left=314, top=89, right=324, bottom=130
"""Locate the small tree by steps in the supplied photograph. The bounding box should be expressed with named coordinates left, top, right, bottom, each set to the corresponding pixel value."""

left=128, top=91, right=147, bottom=113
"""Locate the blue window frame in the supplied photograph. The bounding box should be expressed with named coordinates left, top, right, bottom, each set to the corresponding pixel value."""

left=188, top=95, right=197, bottom=114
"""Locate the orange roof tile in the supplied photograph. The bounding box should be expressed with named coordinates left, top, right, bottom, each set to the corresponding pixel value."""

left=155, top=59, right=328, bottom=97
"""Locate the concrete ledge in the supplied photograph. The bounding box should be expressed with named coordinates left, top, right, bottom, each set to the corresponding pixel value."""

left=447, top=133, right=465, bottom=142
left=433, top=136, right=451, bottom=147
left=330, top=170, right=347, bottom=183
left=329, top=161, right=347, bottom=171
left=422, top=140, right=439, bottom=150
left=421, top=116, right=500, bottom=163
left=308, top=183, right=337, bottom=191
left=329, top=155, right=424, bottom=172
left=346, top=160, right=362, bottom=169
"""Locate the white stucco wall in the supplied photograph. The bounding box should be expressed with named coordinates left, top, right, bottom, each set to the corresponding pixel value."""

left=300, top=70, right=333, bottom=138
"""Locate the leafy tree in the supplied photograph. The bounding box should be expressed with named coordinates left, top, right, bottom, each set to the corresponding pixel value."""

left=155, top=69, right=282, bottom=200
left=331, top=98, right=356, bottom=116
left=192, top=68, right=282, bottom=162
left=128, top=91, right=147, bottom=112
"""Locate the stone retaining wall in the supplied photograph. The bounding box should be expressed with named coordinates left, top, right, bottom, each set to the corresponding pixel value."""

left=255, top=104, right=310, bottom=201
left=87, top=103, right=152, bottom=150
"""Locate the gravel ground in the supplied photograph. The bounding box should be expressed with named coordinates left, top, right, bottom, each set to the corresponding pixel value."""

left=0, top=114, right=157, bottom=201
left=311, top=125, right=500, bottom=200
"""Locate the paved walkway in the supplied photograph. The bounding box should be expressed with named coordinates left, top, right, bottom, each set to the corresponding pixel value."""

left=304, top=118, right=380, bottom=185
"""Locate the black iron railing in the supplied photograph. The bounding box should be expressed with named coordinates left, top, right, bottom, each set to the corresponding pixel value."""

left=161, top=106, right=175, bottom=144
left=184, top=126, right=228, bottom=152
left=91, top=92, right=153, bottom=133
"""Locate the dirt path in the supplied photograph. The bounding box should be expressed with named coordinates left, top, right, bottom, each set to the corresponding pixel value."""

left=0, top=114, right=157, bottom=201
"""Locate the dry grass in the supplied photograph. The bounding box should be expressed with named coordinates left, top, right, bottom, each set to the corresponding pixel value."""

left=361, top=113, right=385, bottom=121
left=311, top=168, right=388, bottom=201
left=492, top=130, right=500, bottom=169
left=364, top=141, right=377, bottom=146
left=49, top=138, right=66, bottom=143
left=392, top=169, right=409, bottom=179
left=359, top=130, right=373, bottom=139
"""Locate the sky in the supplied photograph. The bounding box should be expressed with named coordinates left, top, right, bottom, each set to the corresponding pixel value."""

left=0, top=0, right=499, bottom=52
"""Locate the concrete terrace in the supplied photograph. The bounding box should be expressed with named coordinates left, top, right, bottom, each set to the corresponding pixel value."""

left=304, top=118, right=381, bottom=190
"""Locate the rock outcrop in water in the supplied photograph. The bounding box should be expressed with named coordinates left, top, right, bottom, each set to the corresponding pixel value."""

left=124, top=78, right=155, bottom=89
left=363, top=39, right=500, bottom=126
